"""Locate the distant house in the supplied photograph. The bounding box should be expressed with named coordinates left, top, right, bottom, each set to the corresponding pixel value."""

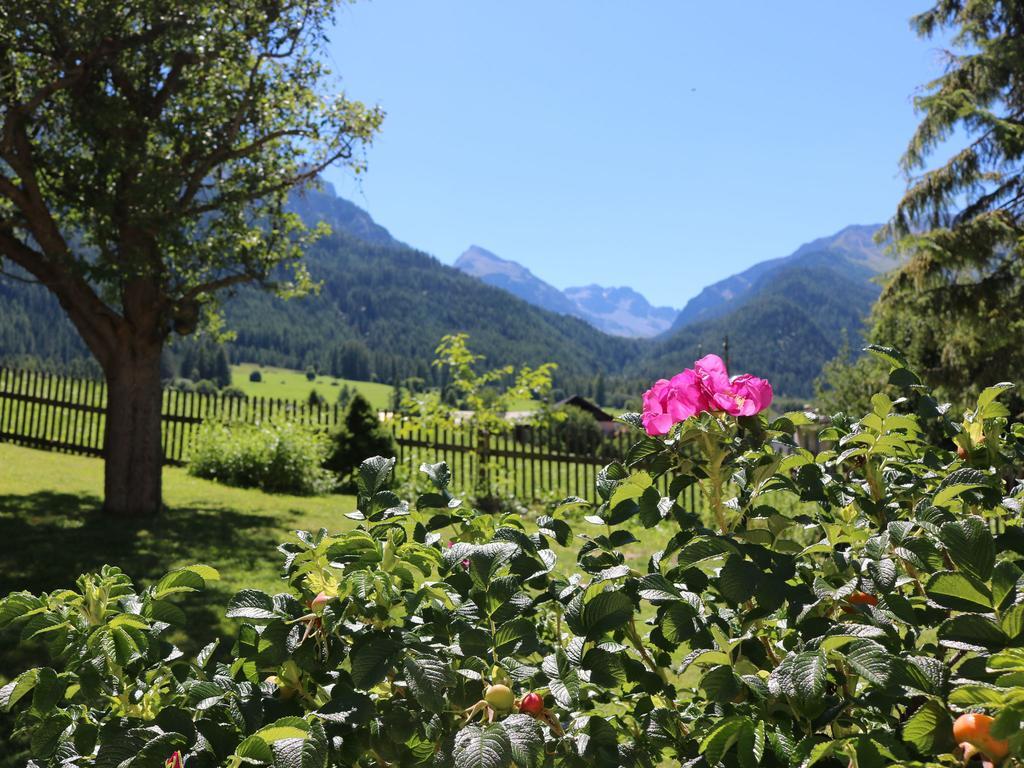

left=555, top=395, right=622, bottom=434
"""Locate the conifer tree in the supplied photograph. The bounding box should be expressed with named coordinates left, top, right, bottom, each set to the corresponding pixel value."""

left=878, top=1, right=1024, bottom=406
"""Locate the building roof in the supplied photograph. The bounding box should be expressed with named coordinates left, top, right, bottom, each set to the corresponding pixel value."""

left=555, top=395, right=615, bottom=422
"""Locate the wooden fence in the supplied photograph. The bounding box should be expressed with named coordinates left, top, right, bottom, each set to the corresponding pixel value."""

left=0, top=367, right=695, bottom=505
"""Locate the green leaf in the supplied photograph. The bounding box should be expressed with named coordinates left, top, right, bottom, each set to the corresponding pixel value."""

left=992, top=561, right=1021, bottom=610
left=925, top=571, right=993, bottom=612
left=255, top=716, right=310, bottom=742
left=453, top=725, right=513, bottom=768
left=0, top=668, right=40, bottom=712
left=577, top=590, right=633, bottom=640
left=939, top=517, right=995, bottom=580
left=494, top=618, right=536, bottom=656
left=702, top=665, right=743, bottom=703
left=609, top=471, right=653, bottom=509
left=932, top=469, right=988, bottom=508
left=234, top=735, right=274, bottom=763
left=768, top=651, right=827, bottom=703
left=938, top=614, right=1008, bottom=651
left=358, top=456, right=395, bottom=498
left=676, top=537, right=740, bottom=571
left=903, top=700, right=953, bottom=754
left=30, top=667, right=64, bottom=714
left=718, top=556, right=760, bottom=604
left=225, top=589, right=278, bottom=620
left=844, top=641, right=892, bottom=688
left=978, top=383, right=1014, bottom=411
left=949, top=685, right=1006, bottom=706
left=737, top=720, right=766, bottom=768
left=153, top=564, right=220, bottom=599
left=350, top=635, right=397, bottom=689
left=542, top=648, right=580, bottom=708
left=701, top=717, right=747, bottom=766
left=402, top=654, right=452, bottom=713
left=501, top=714, right=544, bottom=768
left=419, top=461, right=451, bottom=489
left=1002, top=603, right=1024, bottom=640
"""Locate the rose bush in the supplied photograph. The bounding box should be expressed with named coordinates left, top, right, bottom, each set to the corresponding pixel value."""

left=2, top=347, right=1023, bottom=768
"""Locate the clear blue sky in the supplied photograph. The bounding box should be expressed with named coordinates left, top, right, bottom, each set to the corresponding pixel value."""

left=321, top=2, right=948, bottom=308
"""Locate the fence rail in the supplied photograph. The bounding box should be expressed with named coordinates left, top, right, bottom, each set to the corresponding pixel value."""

left=0, top=367, right=685, bottom=504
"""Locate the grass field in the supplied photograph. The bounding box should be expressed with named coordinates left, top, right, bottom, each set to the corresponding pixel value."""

left=231, top=363, right=394, bottom=410
left=0, top=443, right=359, bottom=654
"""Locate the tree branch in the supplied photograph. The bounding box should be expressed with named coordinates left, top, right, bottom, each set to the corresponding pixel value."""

left=0, top=226, right=120, bottom=366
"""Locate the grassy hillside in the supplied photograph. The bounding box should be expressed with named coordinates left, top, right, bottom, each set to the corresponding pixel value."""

left=231, top=364, right=394, bottom=410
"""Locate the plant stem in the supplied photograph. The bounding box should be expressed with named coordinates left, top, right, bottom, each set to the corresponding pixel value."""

left=626, top=618, right=668, bottom=686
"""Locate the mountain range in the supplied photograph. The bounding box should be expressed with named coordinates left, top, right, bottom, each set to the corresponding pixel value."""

left=454, top=246, right=678, bottom=337
left=0, top=183, right=898, bottom=400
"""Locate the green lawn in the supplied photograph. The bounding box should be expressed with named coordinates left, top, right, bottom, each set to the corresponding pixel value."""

left=231, top=363, right=394, bottom=410
left=0, top=443, right=359, bottom=657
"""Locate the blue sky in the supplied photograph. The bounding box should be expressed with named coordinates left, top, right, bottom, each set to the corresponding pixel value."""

left=322, top=2, right=948, bottom=308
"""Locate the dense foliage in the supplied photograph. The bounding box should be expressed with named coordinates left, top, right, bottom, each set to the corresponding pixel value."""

left=3, top=350, right=1023, bottom=767
left=874, top=0, right=1024, bottom=413
left=188, top=421, right=336, bottom=496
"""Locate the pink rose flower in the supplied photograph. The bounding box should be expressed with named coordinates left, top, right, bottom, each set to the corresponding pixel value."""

left=641, top=354, right=773, bottom=434
left=641, top=370, right=708, bottom=436
left=710, top=373, right=773, bottom=416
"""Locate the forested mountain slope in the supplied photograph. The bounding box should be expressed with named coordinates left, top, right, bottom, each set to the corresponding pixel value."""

left=0, top=184, right=888, bottom=399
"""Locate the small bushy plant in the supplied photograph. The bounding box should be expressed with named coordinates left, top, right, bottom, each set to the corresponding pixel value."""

left=188, top=420, right=336, bottom=496
left=326, top=394, right=395, bottom=489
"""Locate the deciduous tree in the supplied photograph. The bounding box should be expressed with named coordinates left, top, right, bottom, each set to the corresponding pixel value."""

left=0, top=0, right=382, bottom=514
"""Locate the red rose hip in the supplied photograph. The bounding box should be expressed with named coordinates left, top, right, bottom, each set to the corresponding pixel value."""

left=519, top=692, right=544, bottom=716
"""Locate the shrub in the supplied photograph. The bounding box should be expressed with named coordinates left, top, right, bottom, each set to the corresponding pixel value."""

left=3, top=350, right=1024, bottom=767
left=222, top=385, right=247, bottom=399
left=326, top=393, right=395, bottom=488
left=188, top=420, right=336, bottom=495
left=249, top=369, right=262, bottom=383
left=194, top=378, right=218, bottom=395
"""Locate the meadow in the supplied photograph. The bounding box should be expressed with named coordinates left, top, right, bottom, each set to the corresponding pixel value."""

left=230, top=363, right=395, bottom=411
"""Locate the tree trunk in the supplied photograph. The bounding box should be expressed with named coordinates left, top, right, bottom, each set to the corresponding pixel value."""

left=102, top=342, right=165, bottom=516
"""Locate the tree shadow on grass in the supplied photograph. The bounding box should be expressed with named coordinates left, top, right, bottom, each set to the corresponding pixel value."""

left=0, top=490, right=288, bottom=676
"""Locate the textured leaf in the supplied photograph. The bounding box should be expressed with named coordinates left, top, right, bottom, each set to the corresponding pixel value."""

left=542, top=648, right=580, bottom=708
left=940, top=517, right=995, bottom=581
left=0, top=668, right=39, bottom=712
left=403, top=654, right=452, bottom=713
left=350, top=635, right=397, bottom=689
left=701, top=717, right=746, bottom=766
left=501, top=714, right=544, bottom=768
left=844, top=641, right=892, bottom=688
left=577, top=590, right=633, bottom=640
left=454, top=725, right=513, bottom=768
left=225, top=589, right=278, bottom=620
left=932, top=469, right=988, bottom=508
left=938, top=614, right=1008, bottom=651
left=718, top=556, right=761, bottom=604
left=925, top=571, right=993, bottom=612
left=903, top=700, right=953, bottom=754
